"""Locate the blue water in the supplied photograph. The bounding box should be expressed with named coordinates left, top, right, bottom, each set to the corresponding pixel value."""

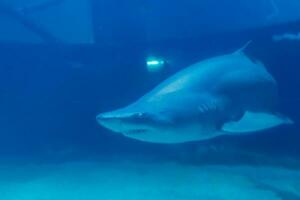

left=0, top=0, right=300, bottom=199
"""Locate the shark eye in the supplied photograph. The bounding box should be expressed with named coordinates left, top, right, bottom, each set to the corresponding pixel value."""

left=135, top=112, right=151, bottom=118
left=135, top=112, right=145, bottom=117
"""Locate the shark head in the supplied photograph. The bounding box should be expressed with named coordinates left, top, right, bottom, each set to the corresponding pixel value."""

left=96, top=104, right=179, bottom=143
left=96, top=95, right=219, bottom=144
left=97, top=110, right=159, bottom=134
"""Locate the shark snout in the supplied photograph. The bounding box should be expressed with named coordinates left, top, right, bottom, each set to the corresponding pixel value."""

left=97, top=111, right=140, bottom=130
left=96, top=110, right=155, bottom=135
left=96, top=111, right=126, bottom=124
left=96, top=113, right=114, bottom=122
left=96, top=112, right=125, bottom=133
left=96, top=112, right=133, bottom=122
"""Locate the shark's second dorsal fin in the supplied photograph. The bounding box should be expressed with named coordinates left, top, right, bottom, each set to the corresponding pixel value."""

left=233, top=40, right=252, bottom=55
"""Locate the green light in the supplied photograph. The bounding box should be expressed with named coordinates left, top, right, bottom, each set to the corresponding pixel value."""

left=146, top=57, right=165, bottom=72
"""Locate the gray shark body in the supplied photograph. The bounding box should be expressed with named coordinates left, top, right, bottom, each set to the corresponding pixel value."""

left=97, top=48, right=293, bottom=143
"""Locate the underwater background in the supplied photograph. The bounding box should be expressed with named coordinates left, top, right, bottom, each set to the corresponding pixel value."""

left=0, top=0, right=300, bottom=199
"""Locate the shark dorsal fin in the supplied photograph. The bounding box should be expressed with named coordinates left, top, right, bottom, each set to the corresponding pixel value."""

left=233, top=40, right=252, bottom=55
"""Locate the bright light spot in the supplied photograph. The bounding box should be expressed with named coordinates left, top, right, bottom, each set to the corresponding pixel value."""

left=146, top=57, right=165, bottom=72
left=147, top=60, right=160, bottom=65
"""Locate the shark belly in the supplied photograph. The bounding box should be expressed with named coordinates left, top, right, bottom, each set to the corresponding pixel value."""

left=123, top=123, right=220, bottom=144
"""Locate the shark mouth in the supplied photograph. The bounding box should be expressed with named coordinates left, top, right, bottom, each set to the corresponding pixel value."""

left=124, top=128, right=149, bottom=135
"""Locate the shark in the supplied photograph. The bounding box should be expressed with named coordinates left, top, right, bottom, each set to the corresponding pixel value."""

left=96, top=44, right=293, bottom=143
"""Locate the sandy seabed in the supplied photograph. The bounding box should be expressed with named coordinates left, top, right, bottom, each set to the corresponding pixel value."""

left=0, top=158, right=299, bottom=200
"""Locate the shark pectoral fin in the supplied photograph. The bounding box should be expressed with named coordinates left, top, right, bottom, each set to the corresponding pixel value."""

left=221, top=111, right=294, bottom=134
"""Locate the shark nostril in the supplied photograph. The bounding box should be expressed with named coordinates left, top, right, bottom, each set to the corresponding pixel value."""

left=135, top=112, right=143, bottom=117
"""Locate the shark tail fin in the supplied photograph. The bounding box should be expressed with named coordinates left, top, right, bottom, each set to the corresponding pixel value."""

left=233, top=40, right=252, bottom=55
left=222, top=111, right=294, bottom=134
